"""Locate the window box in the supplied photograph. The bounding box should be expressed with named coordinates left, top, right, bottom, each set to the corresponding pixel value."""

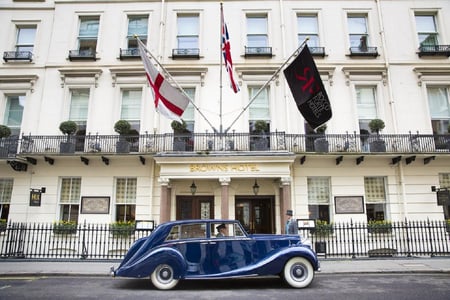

left=110, top=221, right=136, bottom=237
left=367, top=220, right=392, bottom=234
left=53, top=221, right=77, bottom=235
left=310, top=221, right=334, bottom=236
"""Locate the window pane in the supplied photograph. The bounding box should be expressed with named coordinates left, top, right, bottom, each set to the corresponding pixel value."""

left=5, top=95, right=25, bottom=127
left=116, top=178, right=137, bottom=204
left=247, top=16, right=267, bottom=34
left=128, top=15, right=148, bottom=36
left=177, top=15, right=199, bottom=35
left=79, top=17, right=99, bottom=37
left=415, top=15, right=436, bottom=32
left=60, top=178, right=81, bottom=204
left=364, top=177, right=386, bottom=203
left=308, top=177, right=330, bottom=204
left=16, top=27, right=36, bottom=52
left=298, top=16, right=318, bottom=33
left=428, top=87, right=450, bottom=118
left=0, top=179, right=13, bottom=204
left=249, top=87, right=269, bottom=120
left=121, top=89, right=141, bottom=120
left=348, top=16, right=367, bottom=34
left=357, top=87, right=377, bottom=119
left=69, top=89, right=89, bottom=121
left=182, top=88, right=195, bottom=121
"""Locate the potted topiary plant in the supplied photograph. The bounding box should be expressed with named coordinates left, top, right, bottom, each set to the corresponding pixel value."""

left=171, top=120, right=189, bottom=151
left=368, top=118, right=386, bottom=152
left=252, top=120, right=269, bottom=150
left=314, top=124, right=329, bottom=152
left=59, top=121, right=78, bottom=153
left=114, top=120, right=131, bottom=153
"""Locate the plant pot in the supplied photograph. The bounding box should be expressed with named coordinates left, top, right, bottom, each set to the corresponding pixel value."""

left=116, top=140, right=130, bottom=153
left=60, top=142, right=75, bottom=153
left=110, top=224, right=135, bottom=237
left=314, top=138, right=329, bottom=152
left=173, top=139, right=186, bottom=151
left=370, top=140, right=386, bottom=152
left=53, top=223, right=77, bottom=235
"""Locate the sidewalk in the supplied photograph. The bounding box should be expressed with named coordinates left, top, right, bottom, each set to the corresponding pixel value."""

left=0, top=257, right=449, bottom=277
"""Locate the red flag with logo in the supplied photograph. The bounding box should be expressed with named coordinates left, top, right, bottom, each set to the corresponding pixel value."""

left=283, top=45, right=332, bottom=129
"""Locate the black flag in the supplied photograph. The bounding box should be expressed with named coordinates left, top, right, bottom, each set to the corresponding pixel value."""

left=283, top=45, right=332, bottom=129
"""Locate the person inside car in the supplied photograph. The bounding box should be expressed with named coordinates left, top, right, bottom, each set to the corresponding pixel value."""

left=216, top=224, right=227, bottom=237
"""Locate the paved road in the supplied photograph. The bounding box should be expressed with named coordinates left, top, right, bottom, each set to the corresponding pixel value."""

left=0, top=273, right=449, bottom=300
left=0, top=256, right=449, bottom=276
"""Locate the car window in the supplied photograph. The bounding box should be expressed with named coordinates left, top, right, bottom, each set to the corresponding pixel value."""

left=180, top=223, right=206, bottom=239
left=166, top=225, right=180, bottom=241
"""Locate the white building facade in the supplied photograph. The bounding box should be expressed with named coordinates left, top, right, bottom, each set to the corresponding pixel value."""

left=0, top=0, right=449, bottom=234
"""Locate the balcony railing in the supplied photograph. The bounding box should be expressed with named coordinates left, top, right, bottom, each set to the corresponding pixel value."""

left=418, top=45, right=450, bottom=57
left=349, top=46, right=378, bottom=57
left=68, top=49, right=97, bottom=61
left=3, top=51, right=33, bottom=62
left=1, top=132, right=450, bottom=158
left=119, top=48, right=140, bottom=59
left=244, top=46, right=273, bottom=57
left=309, top=47, right=326, bottom=57
left=172, top=48, right=200, bottom=59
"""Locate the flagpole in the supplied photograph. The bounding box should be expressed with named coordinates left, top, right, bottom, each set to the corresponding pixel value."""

left=224, top=37, right=310, bottom=134
left=136, top=37, right=218, bottom=133
left=219, top=2, right=224, bottom=134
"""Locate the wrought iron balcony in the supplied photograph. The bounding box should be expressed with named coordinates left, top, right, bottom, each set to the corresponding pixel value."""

left=244, top=46, right=273, bottom=57
left=172, top=48, right=200, bottom=59
left=1, top=132, right=450, bottom=159
left=68, top=49, right=97, bottom=61
left=349, top=46, right=378, bottom=57
left=119, top=48, right=140, bottom=59
left=418, top=45, right=450, bottom=57
left=3, top=51, right=33, bottom=62
left=309, top=47, right=326, bottom=57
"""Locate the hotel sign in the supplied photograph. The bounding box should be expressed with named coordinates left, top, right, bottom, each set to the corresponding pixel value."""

left=190, top=164, right=260, bottom=172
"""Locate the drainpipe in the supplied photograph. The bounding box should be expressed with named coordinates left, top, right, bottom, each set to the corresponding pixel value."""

left=376, top=0, right=407, bottom=218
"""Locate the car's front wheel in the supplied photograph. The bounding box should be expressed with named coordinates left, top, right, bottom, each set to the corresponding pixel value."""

left=150, top=264, right=179, bottom=290
left=283, top=257, right=314, bottom=288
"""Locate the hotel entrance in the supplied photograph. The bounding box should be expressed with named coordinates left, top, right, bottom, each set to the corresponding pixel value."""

left=235, top=196, right=275, bottom=234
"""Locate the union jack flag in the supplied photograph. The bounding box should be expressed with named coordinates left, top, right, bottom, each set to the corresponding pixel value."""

left=221, top=5, right=239, bottom=93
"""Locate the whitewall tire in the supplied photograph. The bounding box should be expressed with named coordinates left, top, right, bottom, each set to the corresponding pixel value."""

left=150, top=264, right=179, bottom=290
left=283, top=257, right=314, bottom=288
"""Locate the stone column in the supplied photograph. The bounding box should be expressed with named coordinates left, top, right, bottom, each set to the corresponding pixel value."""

left=219, top=177, right=231, bottom=219
left=158, top=177, right=170, bottom=223
left=280, top=177, right=291, bottom=233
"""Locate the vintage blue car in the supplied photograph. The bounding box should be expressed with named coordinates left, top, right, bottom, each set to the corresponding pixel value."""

left=112, top=219, right=320, bottom=290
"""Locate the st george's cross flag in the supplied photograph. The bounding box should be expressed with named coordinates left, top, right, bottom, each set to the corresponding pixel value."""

left=138, top=39, right=189, bottom=121
left=283, top=45, right=332, bottom=129
left=221, top=4, right=239, bottom=93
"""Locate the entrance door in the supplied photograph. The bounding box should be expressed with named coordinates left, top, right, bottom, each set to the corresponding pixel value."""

left=235, top=197, right=274, bottom=234
left=176, top=196, right=214, bottom=220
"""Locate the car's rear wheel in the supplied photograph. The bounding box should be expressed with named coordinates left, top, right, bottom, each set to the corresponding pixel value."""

left=150, top=264, right=179, bottom=290
left=283, top=257, right=314, bottom=288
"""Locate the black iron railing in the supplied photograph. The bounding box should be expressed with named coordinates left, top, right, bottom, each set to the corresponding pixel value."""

left=244, top=46, right=273, bottom=57
left=3, top=51, right=33, bottom=62
left=119, top=48, right=140, bottom=59
left=349, top=46, right=379, bottom=57
left=418, top=45, right=450, bottom=57
left=172, top=48, right=200, bottom=58
left=1, top=132, right=449, bottom=158
left=301, top=219, right=450, bottom=258
left=0, top=220, right=448, bottom=260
